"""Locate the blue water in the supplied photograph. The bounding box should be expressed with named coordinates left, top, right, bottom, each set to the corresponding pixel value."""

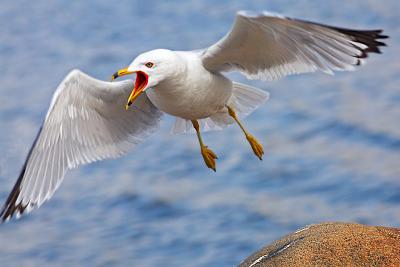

left=0, top=1, right=399, bottom=266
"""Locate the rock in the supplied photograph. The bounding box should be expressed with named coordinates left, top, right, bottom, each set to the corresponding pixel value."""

left=239, top=222, right=400, bottom=267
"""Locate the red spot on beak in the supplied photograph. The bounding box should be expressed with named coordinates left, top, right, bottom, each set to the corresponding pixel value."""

left=126, top=71, right=149, bottom=110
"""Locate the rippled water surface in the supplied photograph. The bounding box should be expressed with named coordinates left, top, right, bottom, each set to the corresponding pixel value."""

left=0, top=1, right=399, bottom=266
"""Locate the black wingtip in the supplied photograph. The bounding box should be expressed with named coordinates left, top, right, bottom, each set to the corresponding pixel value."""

left=0, top=126, right=43, bottom=223
left=328, top=27, right=389, bottom=60
left=298, top=18, right=389, bottom=63
left=0, top=165, right=28, bottom=223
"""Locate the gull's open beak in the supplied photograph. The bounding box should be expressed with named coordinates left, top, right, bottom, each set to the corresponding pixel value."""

left=111, top=67, right=149, bottom=110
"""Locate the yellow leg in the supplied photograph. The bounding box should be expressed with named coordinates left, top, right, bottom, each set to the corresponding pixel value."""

left=191, top=120, right=218, bottom=171
left=227, top=106, right=264, bottom=160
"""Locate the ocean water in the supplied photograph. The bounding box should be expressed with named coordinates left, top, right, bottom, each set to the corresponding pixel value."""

left=0, top=1, right=399, bottom=266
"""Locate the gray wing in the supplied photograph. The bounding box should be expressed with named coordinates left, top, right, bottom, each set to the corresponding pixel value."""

left=1, top=69, right=162, bottom=221
left=201, top=11, right=388, bottom=80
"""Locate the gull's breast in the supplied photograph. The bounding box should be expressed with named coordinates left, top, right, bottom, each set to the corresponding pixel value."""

left=146, top=70, right=232, bottom=120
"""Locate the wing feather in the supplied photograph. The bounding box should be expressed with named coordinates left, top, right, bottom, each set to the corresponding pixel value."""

left=201, top=11, right=388, bottom=80
left=1, top=69, right=162, bottom=221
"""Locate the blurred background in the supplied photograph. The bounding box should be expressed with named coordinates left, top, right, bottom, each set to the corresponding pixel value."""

left=0, top=0, right=399, bottom=266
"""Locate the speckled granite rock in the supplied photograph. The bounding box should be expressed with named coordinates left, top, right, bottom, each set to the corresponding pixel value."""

left=239, top=223, right=400, bottom=267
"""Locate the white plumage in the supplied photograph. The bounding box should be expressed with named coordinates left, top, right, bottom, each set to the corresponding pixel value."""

left=1, top=71, right=162, bottom=220
left=1, top=11, right=387, bottom=221
left=202, top=11, right=369, bottom=79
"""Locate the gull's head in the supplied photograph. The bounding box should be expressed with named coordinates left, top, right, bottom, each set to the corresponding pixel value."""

left=112, top=49, right=179, bottom=110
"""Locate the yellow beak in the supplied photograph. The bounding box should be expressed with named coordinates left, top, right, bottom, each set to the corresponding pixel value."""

left=111, top=67, right=134, bottom=81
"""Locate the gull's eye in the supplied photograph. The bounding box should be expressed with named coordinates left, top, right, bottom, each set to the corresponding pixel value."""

left=145, top=62, right=154, bottom=68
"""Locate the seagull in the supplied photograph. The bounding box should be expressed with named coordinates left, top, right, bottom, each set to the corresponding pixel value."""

left=1, top=11, right=387, bottom=222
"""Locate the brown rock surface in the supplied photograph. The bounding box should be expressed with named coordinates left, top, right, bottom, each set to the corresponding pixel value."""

left=239, top=222, right=400, bottom=267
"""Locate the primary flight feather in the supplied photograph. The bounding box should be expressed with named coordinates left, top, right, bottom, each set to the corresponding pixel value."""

left=1, top=11, right=387, bottom=221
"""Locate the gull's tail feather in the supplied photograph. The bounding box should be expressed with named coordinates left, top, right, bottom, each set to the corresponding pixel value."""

left=227, top=82, right=270, bottom=119
left=171, top=82, right=269, bottom=134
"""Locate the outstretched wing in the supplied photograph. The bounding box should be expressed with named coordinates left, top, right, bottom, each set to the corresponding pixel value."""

left=1, top=70, right=162, bottom=221
left=201, top=11, right=388, bottom=80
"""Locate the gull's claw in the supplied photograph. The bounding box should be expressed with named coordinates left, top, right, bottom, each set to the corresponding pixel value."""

left=226, top=105, right=264, bottom=161
left=201, top=146, right=218, bottom=171
left=246, top=134, right=264, bottom=160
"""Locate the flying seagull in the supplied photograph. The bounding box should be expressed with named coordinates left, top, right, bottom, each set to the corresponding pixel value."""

left=1, top=11, right=387, bottom=222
